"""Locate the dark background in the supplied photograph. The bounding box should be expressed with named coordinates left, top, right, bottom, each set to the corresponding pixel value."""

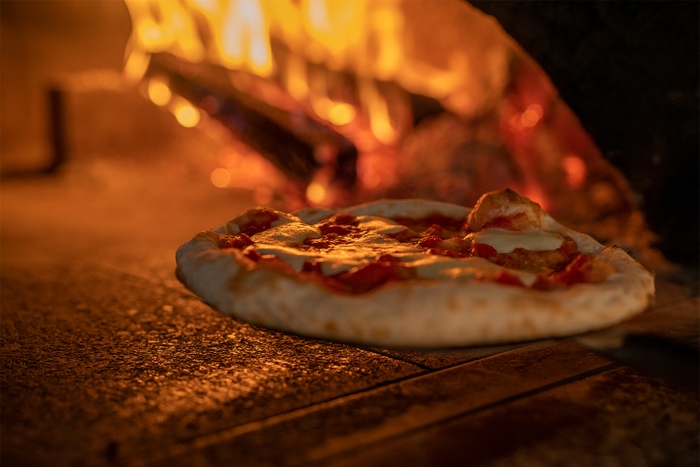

left=472, top=1, right=699, bottom=269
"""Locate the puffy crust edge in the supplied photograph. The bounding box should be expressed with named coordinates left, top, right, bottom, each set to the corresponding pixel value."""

left=175, top=199, right=655, bottom=347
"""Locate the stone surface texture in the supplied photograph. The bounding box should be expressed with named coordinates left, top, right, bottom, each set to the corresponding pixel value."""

left=1, top=160, right=698, bottom=466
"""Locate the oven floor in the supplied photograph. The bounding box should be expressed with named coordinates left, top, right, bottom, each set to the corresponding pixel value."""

left=2, top=161, right=698, bottom=467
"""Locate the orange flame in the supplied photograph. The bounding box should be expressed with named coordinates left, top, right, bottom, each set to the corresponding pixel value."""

left=172, top=99, right=201, bottom=127
left=561, top=155, right=587, bottom=189
left=124, top=0, right=510, bottom=148
left=124, top=0, right=597, bottom=216
left=520, top=104, right=543, bottom=128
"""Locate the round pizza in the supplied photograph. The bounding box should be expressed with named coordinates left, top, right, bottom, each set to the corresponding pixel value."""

left=175, top=189, right=654, bottom=347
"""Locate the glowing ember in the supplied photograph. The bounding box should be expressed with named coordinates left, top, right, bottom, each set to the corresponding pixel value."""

left=253, top=186, right=274, bottom=204
left=211, top=168, right=231, bottom=188
left=147, top=78, right=172, bottom=106
left=327, top=103, right=356, bottom=126
left=306, top=181, right=327, bottom=204
left=173, top=102, right=200, bottom=127
left=520, top=104, right=543, bottom=128
left=523, top=186, right=549, bottom=212
left=213, top=145, right=284, bottom=194
left=562, top=155, right=587, bottom=189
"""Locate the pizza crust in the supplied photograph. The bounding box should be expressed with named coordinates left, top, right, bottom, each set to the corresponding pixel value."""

left=176, top=197, right=654, bottom=347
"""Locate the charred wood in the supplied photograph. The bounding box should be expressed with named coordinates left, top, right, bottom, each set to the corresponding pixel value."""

left=146, top=54, right=357, bottom=186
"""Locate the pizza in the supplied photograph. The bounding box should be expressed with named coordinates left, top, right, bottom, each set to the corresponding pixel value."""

left=175, top=189, right=654, bottom=347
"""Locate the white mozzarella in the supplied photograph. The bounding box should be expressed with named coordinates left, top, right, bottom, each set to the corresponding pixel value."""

left=250, top=219, right=562, bottom=284
left=251, top=222, right=320, bottom=246
left=355, top=215, right=408, bottom=235
left=466, top=228, right=563, bottom=254
left=254, top=245, right=318, bottom=271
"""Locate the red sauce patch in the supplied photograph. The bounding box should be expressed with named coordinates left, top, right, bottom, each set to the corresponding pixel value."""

left=532, top=253, right=616, bottom=290
left=493, top=270, right=525, bottom=287
left=319, top=223, right=355, bottom=235
left=302, top=259, right=323, bottom=273
left=470, top=243, right=498, bottom=259
left=329, top=213, right=358, bottom=226
left=557, top=237, right=580, bottom=257
left=440, top=249, right=468, bottom=258
left=337, top=263, right=395, bottom=292
left=423, top=237, right=472, bottom=258
left=423, top=224, right=444, bottom=237
left=221, top=233, right=254, bottom=249
left=244, top=249, right=262, bottom=261
left=238, top=208, right=281, bottom=236
left=553, top=254, right=591, bottom=285
left=418, top=235, right=443, bottom=248
left=329, top=256, right=415, bottom=293
left=221, top=206, right=612, bottom=293
left=485, top=236, right=580, bottom=275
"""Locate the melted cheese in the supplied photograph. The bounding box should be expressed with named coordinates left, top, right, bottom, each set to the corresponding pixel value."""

left=355, top=215, right=407, bottom=235
left=404, top=256, right=537, bottom=285
left=255, top=243, right=420, bottom=275
left=255, top=245, right=318, bottom=271
left=466, top=228, right=563, bottom=254
left=251, top=221, right=420, bottom=274
left=270, top=212, right=301, bottom=227
left=251, top=222, right=320, bottom=246
left=249, top=220, right=558, bottom=286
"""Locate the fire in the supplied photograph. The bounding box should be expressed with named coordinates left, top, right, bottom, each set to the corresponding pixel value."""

left=561, top=155, right=587, bottom=189
left=520, top=104, right=543, bottom=128
left=215, top=145, right=283, bottom=195
left=124, top=0, right=204, bottom=66
left=326, top=103, right=356, bottom=126
left=212, top=0, right=273, bottom=76
left=123, top=0, right=508, bottom=157
left=147, top=78, right=172, bottom=106
left=122, top=0, right=655, bottom=268
left=172, top=100, right=200, bottom=127
left=305, top=181, right=327, bottom=204
left=211, top=168, right=231, bottom=188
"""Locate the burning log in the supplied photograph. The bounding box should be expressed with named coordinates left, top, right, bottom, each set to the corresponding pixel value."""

left=145, top=53, right=357, bottom=187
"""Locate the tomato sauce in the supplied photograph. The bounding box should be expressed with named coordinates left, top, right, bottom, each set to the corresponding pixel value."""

left=238, top=208, right=282, bottom=236
left=218, top=210, right=612, bottom=294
